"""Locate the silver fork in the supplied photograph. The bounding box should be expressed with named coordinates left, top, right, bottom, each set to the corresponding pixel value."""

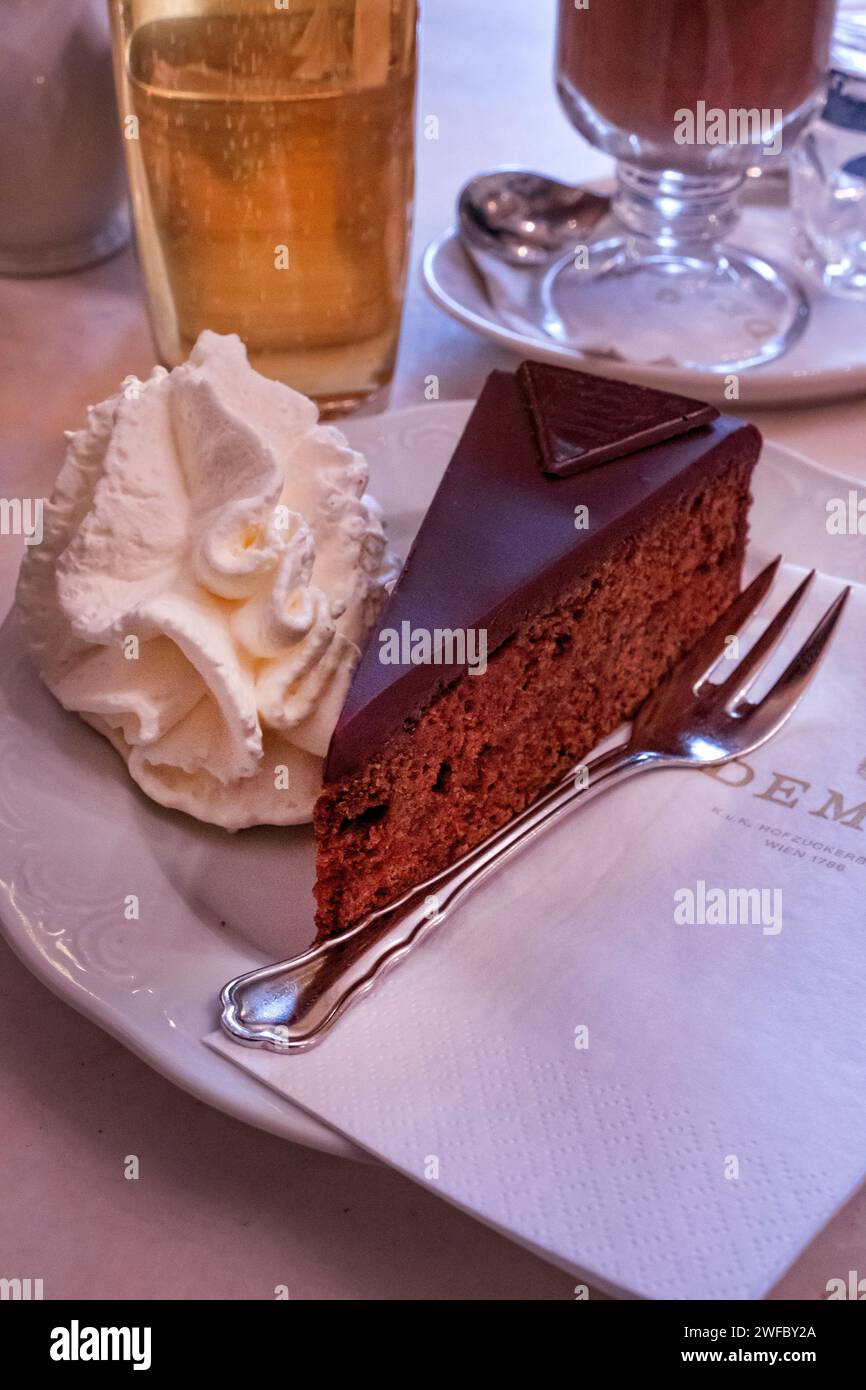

left=220, top=558, right=849, bottom=1053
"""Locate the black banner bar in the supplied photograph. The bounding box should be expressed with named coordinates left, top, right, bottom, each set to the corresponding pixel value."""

left=4, top=1297, right=862, bottom=1374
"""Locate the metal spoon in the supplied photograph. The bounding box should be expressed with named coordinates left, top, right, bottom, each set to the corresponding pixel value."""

left=457, top=163, right=789, bottom=272
left=457, top=168, right=611, bottom=268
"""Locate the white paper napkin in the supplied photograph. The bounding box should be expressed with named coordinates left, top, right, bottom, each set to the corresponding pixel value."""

left=207, top=566, right=866, bottom=1300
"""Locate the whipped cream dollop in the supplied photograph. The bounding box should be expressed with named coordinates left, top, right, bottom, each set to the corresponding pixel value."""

left=17, top=331, right=398, bottom=828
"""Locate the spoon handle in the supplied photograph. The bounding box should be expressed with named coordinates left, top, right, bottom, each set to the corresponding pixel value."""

left=220, top=742, right=653, bottom=1052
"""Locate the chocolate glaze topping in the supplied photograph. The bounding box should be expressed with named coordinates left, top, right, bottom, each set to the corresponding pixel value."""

left=325, top=364, right=759, bottom=783
left=518, top=360, right=719, bottom=477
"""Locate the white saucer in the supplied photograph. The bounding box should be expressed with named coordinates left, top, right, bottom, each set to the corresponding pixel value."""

left=1, top=402, right=863, bottom=1160
left=422, top=218, right=866, bottom=407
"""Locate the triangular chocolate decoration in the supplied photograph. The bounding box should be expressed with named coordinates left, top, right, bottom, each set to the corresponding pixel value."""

left=518, top=361, right=719, bottom=478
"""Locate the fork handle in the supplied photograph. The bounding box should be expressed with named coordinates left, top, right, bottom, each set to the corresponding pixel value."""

left=220, top=743, right=659, bottom=1052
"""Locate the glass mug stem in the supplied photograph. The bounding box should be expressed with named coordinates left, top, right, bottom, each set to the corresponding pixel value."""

left=613, top=163, right=744, bottom=252
left=542, top=155, right=809, bottom=372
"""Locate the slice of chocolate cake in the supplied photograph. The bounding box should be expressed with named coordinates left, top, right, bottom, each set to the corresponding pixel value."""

left=313, top=363, right=760, bottom=937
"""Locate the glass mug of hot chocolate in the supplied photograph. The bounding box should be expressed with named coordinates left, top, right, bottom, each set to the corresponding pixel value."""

left=552, top=0, right=837, bottom=370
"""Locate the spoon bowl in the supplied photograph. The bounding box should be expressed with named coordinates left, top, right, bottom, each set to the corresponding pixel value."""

left=458, top=168, right=610, bottom=268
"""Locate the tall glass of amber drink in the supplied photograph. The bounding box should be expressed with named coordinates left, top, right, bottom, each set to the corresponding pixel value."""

left=110, top=0, right=418, bottom=414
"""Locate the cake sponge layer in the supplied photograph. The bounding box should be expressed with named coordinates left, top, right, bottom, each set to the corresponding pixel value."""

left=314, top=452, right=753, bottom=936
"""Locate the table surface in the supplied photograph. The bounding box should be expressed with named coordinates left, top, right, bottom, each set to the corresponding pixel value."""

left=1, top=0, right=864, bottom=1301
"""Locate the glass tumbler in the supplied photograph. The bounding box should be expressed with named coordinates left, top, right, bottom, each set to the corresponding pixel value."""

left=109, top=0, right=418, bottom=414
left=0, top=0, right=129, bottom=276
left=791, top=1, right=866, bottom=298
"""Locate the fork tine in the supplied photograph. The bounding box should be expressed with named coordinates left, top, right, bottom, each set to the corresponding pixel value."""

left=676, top=554, right=782, bottom=691
left=733, top=586, right=851, bottom=744
left=714, top=568, right=816, bottom=707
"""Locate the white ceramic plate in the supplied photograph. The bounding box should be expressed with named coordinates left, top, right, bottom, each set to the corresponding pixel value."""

left=423, top=222, right=866, bottom=407
left=1, top=402, right=863, bottom=1160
